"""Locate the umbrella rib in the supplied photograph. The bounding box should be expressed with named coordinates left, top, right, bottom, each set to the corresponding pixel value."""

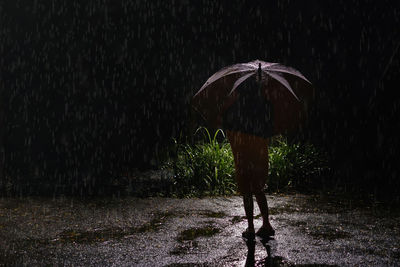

left=266, top=71, right=300, bottom=101
left=228, top=72, right=255, bottom=95
left=265, top=65, right=311, bottom=84
left=195, top=69, right=254, bottom=97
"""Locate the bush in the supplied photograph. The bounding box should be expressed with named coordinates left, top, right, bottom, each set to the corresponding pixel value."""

left=268, top=136, right=330, bottom=192
left=164, top=127, right=235, bottom=197
left=165, top=128, right=330, bottom=196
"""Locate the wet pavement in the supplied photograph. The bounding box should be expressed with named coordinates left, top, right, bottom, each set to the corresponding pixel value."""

left=0, top=194, right=399, bottom=266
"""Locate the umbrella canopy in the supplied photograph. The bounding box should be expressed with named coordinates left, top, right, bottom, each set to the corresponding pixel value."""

left=192, top=59, right=314, bottom=135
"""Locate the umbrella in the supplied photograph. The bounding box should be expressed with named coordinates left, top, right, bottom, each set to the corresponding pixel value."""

left=192, top=59, right=314, bottom=135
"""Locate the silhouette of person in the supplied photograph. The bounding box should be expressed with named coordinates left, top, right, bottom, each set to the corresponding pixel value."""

left=222, top=64, right=275, bottom=239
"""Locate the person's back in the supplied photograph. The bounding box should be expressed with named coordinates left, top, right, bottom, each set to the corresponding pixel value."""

left=222, top=78, right=273, bottom=138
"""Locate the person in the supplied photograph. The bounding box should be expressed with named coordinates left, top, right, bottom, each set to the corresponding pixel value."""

left=222, top=66, right=275, bottom=239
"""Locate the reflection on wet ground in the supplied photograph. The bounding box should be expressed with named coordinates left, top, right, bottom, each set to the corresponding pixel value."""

left=0, top=194, right=399, bottom=266
left=243, top=237, right=340, bottom=267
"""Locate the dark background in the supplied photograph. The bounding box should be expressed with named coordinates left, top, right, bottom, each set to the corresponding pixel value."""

left=0, top=0, right=399, bottom=199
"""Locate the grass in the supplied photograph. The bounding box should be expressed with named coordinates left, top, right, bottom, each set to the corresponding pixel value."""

left=268, top=136, right=330, bottom=192
left=164, top=127, right=330, bottom=197
left=164, top=127, right=235, bottom=197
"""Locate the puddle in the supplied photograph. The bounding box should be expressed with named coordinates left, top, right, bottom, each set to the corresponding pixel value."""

left=171, top=225, right=221, bottom=256
left=56, top=228, right=129, bottom=243
left=231, top=215, right=245, bottom=224
left=177, top=226, right=221, bottom=242
left=54, top=211, right=173, bottom=244
left=200, top=210, right=227, bottom=218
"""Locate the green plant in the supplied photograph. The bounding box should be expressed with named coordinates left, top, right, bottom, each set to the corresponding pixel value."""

left=268, top=136, right=330, bottom=192
left=164, top=127, right=235, bottom=197
left=164, top=128, right=329, bottom=197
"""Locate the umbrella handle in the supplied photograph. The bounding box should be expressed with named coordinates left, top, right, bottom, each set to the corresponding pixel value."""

left=258, top=63, right=263, bottom=91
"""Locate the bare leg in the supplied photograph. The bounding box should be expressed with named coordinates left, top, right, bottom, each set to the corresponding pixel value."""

left=243, top=193, right=255, bottom=233
left=254, top=191, right=274, bottom=232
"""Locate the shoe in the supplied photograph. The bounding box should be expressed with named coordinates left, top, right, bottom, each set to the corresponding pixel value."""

left=242, top=228, right=255, bottom=240
left=256, top=227, right=275, bottom=239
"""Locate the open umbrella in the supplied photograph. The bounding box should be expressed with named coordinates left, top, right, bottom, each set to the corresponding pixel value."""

left=192, top=59, right=313, bottom=135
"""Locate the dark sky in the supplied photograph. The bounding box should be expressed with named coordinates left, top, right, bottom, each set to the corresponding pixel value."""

left=0, top=0, right=399, bottom=193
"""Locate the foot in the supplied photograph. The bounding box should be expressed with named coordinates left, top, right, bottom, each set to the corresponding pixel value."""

left=256, top=226, right=275, bottom=238
left=242, top=228, right=255, bottom=240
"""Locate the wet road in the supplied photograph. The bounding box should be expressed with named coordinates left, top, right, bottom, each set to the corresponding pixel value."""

left=0, top=194, right=399, bottom=266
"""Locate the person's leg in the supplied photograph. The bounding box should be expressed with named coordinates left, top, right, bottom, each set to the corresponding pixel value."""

left=254, top=191, right=272, bottom=228
left=242, top=193, right=255, bottom=238
left=254, top=190, right=275, bottom=236
left=227, top=131, right=254, bottom=236
left=252, top=136, right=274, bottom=236
left=243, top=193, right=254, bottom=231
